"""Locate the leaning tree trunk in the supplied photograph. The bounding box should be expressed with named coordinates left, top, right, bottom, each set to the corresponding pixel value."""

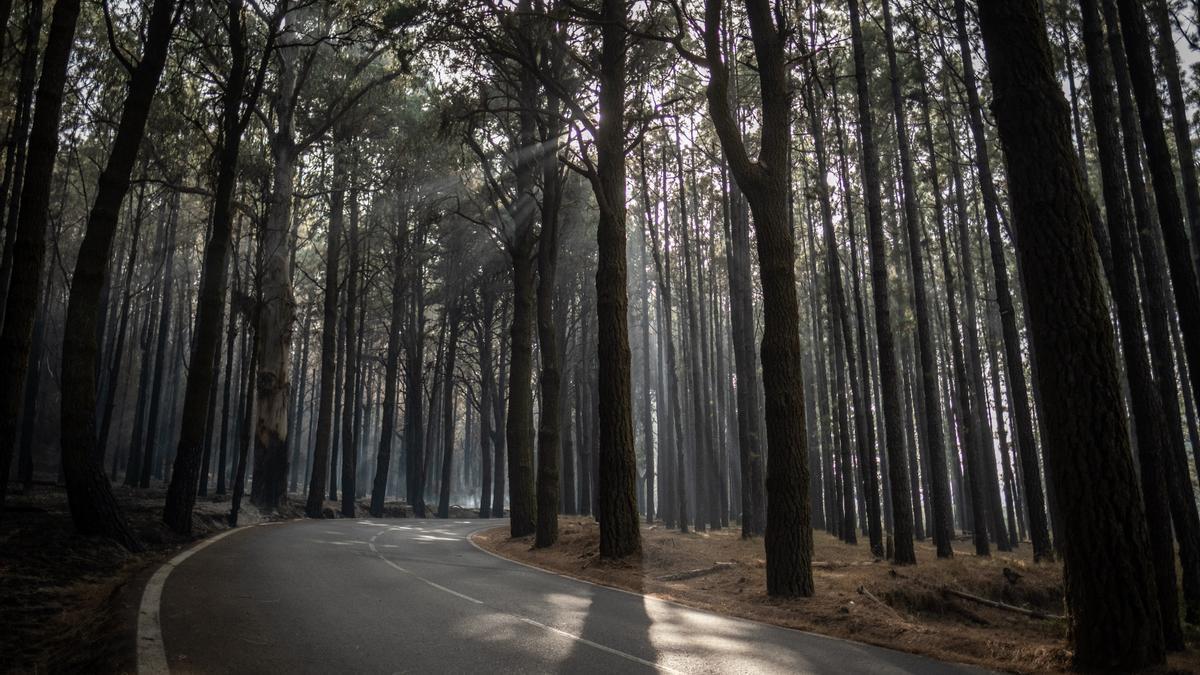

left=0, top=0, right=79, bottom=518
left=976, top=0, right=1165, bottom=668
left=1114, top=0, right=1200, bottom=477
left=848, top=0, right=915, bottom=565
left=1079, top=0, right=1184, bottom=645
left=59, top=0, right=176, bottom=548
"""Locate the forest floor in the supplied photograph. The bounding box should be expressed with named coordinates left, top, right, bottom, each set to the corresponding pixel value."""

left=0, top=482, right=422, bottom=673
left=474, top=517, right=1200, bottom=674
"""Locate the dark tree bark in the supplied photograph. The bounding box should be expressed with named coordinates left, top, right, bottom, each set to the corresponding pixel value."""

left=1149, top=0, right=1200, bottom=271
left=701, top=0, right=812, bottom=593
left=339, top=150, right=361, bottom=518
left=165, top=0, right=271, bottom=534
left=589, top=0, right=640, bottom=559
left=954, top=0, right=1050, bottom=559
left=1114, top=0, right=1200, bottom=477
left=491, top=294, right=508, bottom=518
left=976, top=0, right=1165, bottom=668
left=306, top=140, right=346, bottom=518
left=137, top=197, right=179, bottom=488
left=830, top=68, right=884, bottom=556
left=506, top=248, right=536, bottom=535
left=215, top=283, right=239, bottom=495
left=0, top=0, right=78, bottom=518
left=58, top=0, right=178, bottom=548
left=1079, top=0, right=1185, bottom=644
left=0, top=0, right=43, bottom=331
left=371, top=221, right=407, bottom=516
left=848, top=0, right=915, bottom=565
left=881, top=0, right=953, bottom=558
left=437, top=304, right=462, bottom=519
left=534, top=130, right=563, bottom=547
left=477, top=285, right=496, bottom=517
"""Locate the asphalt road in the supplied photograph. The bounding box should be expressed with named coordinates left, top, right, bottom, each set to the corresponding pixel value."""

left=154, top=518, right=981, bottom=674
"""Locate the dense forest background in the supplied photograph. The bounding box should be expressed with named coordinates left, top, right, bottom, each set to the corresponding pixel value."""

left=1, top=0, right=1199, bottom=669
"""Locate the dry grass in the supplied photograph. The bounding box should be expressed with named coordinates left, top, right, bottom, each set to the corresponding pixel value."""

left=474, top=517, right=1200, bottom=674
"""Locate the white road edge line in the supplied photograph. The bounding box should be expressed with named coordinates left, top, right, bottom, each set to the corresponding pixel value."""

left=137, top=524, right=259, bottom=675
left=370, top=525, right=681, bottom=674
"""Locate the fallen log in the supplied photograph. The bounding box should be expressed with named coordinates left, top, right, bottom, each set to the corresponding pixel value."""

left=889, top=569, right=1065, bottom=621
left=940, top=587, right=1064, bottom=621
left=655, top=561, right=736, bottom=582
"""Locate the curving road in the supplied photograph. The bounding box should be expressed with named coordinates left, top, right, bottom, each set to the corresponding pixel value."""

left=149, top=518, right=981, bottom=674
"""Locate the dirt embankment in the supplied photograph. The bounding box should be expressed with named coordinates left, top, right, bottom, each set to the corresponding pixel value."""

left=474, top=517, right=1200, bottom=674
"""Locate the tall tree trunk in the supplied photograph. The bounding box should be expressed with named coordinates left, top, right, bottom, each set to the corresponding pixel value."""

left=1085, top=0, right=1200, bottom=627
left=1150, top=0, right=1200, bottom=272
left=1114, top=0, right=1200, bottom=476
left=830, top=67, right=884, bottom=556
left=0, top=0, right=43, bottom=329
left=477, top=286, right=495, bottom=517
left=534, top=136, right=563, bottom=547
left=339, top=151, right=360, bottom=518
left=848, top=0, right=915, bottom=564
left=371, top=224, right=407, bottom=517
left=881, top=0, right=953, bottom=557
left=305, top=139, right=345, bottom=518
left=137, top=196, right=179, bottom=487
left=587, top=0, right=640, bottom=557
left=437, top=304, right=461, bottom=519
left=251, top=29, right=300, bottom=510
left=702, top=0, right=813, bottom=593
left=491, top=295, right=507, bottom=517
left=916, top=51, right=978, bottom=554
left=976, top=0, right=1165, bottom=667
left=59, top=0, right=177, bottom=547
left=954, top=0, right=1051, bottom=559
left=0, top=0, right=78, bottom=518
left=164, top=0, right=264, bottom=534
